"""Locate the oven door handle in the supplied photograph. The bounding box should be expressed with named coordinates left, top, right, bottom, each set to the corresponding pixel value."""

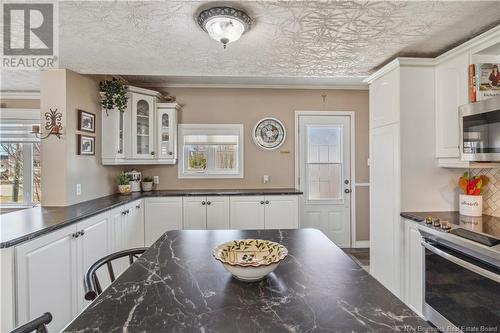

left=422, top=241, right=500, bottom=283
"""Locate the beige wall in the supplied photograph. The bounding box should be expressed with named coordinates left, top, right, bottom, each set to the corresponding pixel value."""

left=41, top=70, right=121, bottom=206
left=0, top=99, right=40, bottom=109
left=136, top=87, right=370, bottom=241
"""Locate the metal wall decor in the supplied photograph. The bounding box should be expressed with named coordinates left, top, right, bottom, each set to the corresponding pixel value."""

left=252, top=117, right=286, bottom=150
left=32, top=108, right=63, bottom=139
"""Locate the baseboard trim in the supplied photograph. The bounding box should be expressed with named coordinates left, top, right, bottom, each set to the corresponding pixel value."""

left=354, top=240, right=370, bottom=248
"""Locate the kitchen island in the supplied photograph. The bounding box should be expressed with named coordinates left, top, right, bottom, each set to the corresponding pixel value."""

left=64, top=229, right=432, bottom=332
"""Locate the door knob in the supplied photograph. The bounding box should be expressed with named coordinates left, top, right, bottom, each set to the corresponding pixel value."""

left=344, top=189, right=351, bottom=194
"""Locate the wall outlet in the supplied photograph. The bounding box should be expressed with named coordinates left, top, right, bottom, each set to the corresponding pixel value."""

left=153, top=176, right=160, bottom=185
left=263, top=175, right=270, bottom=184
left=76, top=184, right=82, bottom=196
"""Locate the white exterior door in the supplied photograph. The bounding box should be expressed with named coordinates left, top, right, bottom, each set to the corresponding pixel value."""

left=298, top=115, right=352, bottom=247
left=206, top=196, right=230, bottom=229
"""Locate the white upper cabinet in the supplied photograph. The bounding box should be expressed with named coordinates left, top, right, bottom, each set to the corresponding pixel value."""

left=369, top=68, right=400, bottom=129
left=132, top=93, right=155, bottom=159
left=435, top=52, right=469, bottom=158
left=157, top=103, right=179, bottom=163
left=101, top=86, right=180, bottom=165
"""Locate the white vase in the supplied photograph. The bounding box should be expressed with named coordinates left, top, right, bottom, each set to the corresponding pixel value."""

left=459, top=194, right=483, bottom=217
left=141, top=182, right=153, bottom=192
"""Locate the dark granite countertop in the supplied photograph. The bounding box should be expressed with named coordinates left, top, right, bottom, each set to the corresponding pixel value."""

left=64, top=229, right=431, bottom=332
left=0, top=189, right=302, bottom=249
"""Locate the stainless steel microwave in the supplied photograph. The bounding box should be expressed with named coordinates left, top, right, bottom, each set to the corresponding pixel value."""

left=460, top=95, right=500, bottom=161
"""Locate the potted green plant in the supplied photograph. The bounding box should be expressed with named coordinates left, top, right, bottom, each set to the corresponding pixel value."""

left=142, top=176, right=154, bottom=192
left=458, top=172, right=489, bottom=216
left=117, top=172, right=132, bottom=195
left=99, top=78, right=128, bottom=115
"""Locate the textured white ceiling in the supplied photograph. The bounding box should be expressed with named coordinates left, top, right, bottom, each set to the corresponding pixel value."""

left=2, top=1, right=500, bottom=91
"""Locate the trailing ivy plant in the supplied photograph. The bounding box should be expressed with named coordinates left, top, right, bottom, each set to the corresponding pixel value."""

left=99, top=78, right=128, bottom=115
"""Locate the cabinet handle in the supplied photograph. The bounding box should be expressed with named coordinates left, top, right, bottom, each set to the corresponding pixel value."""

left=168, top=152, right=173, bottom=156
left=206, top=201, right=211, bottom=205
left=265, top=200, right=269, bottom=204
left=344, top=189, right=351, bottom=194
left=126, top=209, right=130, bottom=214
left=117, top=149, right=123, bottom=154
left=121, top=211, right=127, bottom=215
left=72, top=232, right=79, bottom=238
left=136, top=205, right=141, bottom=209
left=260, top=201, right=265, bottom=205
left=79, top=230, right=85, bottom=236
left=151, top=152, right=155, bottom=156
left=201, top=201, right=206, bottom=205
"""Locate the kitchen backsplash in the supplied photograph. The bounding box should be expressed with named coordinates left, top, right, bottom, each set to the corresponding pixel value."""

left=471, top=168, right=500, bottom=217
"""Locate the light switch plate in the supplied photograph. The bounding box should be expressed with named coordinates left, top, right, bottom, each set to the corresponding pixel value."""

left=263, top=175, right=270, bottom=184
left=76, top=184, right=81, bottom=196
left=153, top=176, right=159, bottom=184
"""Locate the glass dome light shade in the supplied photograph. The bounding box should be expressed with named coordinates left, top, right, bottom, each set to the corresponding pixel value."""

left=204, top=17, right=245, bottom=47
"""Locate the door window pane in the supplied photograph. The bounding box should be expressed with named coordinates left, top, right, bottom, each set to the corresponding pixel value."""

left=308, top=163, right=341, bottom=200
left=307, top=125, right=342, bottom=163
left=0, top=143, right=24, bottom=204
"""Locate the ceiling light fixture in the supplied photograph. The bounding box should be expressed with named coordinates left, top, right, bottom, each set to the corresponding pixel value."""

left=197, top=6, right=252, bottom=49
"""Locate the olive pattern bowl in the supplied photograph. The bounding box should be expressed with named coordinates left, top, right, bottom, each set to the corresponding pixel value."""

left=212, top=239, right=288, bottom=281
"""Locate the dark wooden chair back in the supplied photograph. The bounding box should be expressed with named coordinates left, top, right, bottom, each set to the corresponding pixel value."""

left=83, top=247, right=147, bottom=301
left=10, top=312, right=52, bottom=333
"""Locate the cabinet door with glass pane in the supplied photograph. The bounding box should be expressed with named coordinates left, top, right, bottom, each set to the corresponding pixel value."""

left=157, top=105, right=177, bottom=162
left=131, top=93, right=155, bottom=159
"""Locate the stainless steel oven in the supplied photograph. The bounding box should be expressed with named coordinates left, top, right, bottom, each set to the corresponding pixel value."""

left=460, top=95, right=500, bottom=161
left=422, top=239, right=500, bottom=332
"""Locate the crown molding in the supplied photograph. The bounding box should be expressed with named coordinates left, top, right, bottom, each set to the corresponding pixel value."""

left=0, top=91, right=40, bottom=100
left=364, top=58, right=435, bottom=84
left=365, top=25, right=500, bottom=84
left=435, top=25, right=500, bottom=65
left=137, top=82, right=368, bottom=90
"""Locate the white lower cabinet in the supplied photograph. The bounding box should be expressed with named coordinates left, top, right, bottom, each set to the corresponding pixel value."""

left=15, top=211, right=112, bottom=332
left=15, top=226, right=79, bottom=333
left=230, top=195, right=299, bottom=229
left=265, top=195, right=299, bottom=229
left=183, top=196, right=230, bottom=230
left=144, top=197, right=183, bottom=246
left=230, top=196, right=266, bottom=229
left=403, top=218, right=424, bottom=316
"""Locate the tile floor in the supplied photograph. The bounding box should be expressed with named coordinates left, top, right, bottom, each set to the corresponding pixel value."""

left=343, top=248, right=370, bottom=272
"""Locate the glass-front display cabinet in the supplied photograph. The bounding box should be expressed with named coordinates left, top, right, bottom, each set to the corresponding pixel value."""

left=101, top=86, right=180, bottom=165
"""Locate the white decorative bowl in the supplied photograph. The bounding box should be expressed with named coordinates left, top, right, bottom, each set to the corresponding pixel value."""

left=213, top=239, right=288, bottom=282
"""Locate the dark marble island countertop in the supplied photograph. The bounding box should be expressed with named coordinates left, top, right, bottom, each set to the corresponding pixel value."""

left=64, top=229, right=432, bottom=333
left=0, top=189, right=302, bottom=248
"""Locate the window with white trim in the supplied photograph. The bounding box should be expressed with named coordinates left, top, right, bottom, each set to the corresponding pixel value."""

left=178, top=124, right=243, bottom=178
left=0, top=109, right=41, bottom=207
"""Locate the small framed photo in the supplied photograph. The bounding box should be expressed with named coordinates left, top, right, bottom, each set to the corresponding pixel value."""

left=78, top=135, right=95, bottom=155
left=78, top=110, right=95, bottom=133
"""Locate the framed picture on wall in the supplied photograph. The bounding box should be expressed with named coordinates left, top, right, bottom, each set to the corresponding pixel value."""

left=78, top=110, right=95, bottom=133
left=78, top=135, right=95, bottom=155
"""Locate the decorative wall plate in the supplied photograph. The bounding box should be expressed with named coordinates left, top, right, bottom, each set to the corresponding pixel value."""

left=252, top=117, right=286, bottom=150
